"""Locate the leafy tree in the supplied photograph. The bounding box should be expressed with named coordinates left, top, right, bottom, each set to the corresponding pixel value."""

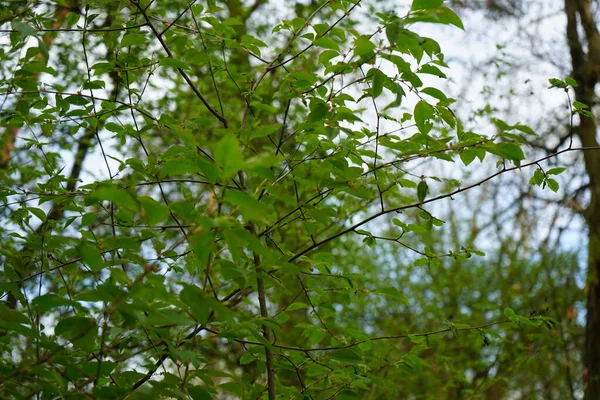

left=440, top=1, right=600, bottom=398
left=0, top=0, right=588, bottom=398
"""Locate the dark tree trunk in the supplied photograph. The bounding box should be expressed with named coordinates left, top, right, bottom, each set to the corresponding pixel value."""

left=565, top=1, right=600, bottom=398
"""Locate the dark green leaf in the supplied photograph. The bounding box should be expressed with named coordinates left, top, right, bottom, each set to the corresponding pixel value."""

left=188, top=386, right=213, bottom=400
left=417, top=180, right=429, bottom=203
left=180, top=285, right=211, bottom=324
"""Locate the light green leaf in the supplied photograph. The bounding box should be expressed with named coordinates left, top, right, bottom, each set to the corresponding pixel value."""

left=547, top=167, right=566, bottom=175
left=408, top=7, right=464, bottom=30
left=376, top=286, right=410, bottom=304
left=159, top=58, right=188, bottom=69
left=411, top=0, right=443, bottom=10
left=503, top=307, right=516, bottom=318
left=314, top=38, right=340, bottom=51
left=90, top=183, right=140, bottom=210
left=418, top=64, right=447, bottom=78
left=546, top=178, right=559, bottom=192
left=121, top=33, right=147, bottom=47
left=497, top=142, right=525, bottom=161
left=529, top=169, right=544, bottom=186
left=225, top=190, right=268, bottom=221
left=287, top=302, right=308, bottom=311
left=214, top=134, right=243, bottom=179
left=386, top=17, right=404, bottom=44
left=565, top=76, right=578, bottom=87
left=548, top=78, right=567, bottom=89
left=414, top=100, right=434, bottom=133
left=421, top=87, right=448, bottom=101
left=354, top=36, right=376, bottom=58
left=459, top=149, right=477, bottom=166
left=249, top=124, right=281, bottom=140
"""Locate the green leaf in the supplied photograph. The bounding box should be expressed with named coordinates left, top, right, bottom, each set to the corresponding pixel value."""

left=417, top=180, right=429, bottom=203
left=497, top=142, right=525, bottom=161
left=564, top=76, right=578, bottom=87
left=32, top=294, right=72, bottom=314
left=435, top=7, right=463, bottom=29
left=546, top=178, right=559, bottom=192
left=121, top=33, right=148, bottom=47
left=548, top=78, right=567, bottom=89
left=370, top=68, right=385, bottom=98
left=308, top=98, right=330, bottom=122
left=27, top=207, right=46, bottom=222
left=418, top=64, right=446, bottom=78
left=287, top=302, right=308, bottom=311
left=421, top=87, right=448, bottom=101
left=408, top=7, right=464, bottom=30
left=515, top=124, right=536, bottom=136
left=79, top=242, right=104, bottom=272
left=414, top=100, right=434, bottom=134
left=547, top=167, right=566, bottom=175
left=159, top=58, right=188, bottom=69
left=386, top=17, right=404, bottom=44
left=180, top=285, right=211, bottom=324
left=503, top=307, right=516, bottom=318
left=139, top=196, right=170, bottom=226
left=330, top=349, right=362, bottom=363
left=414, top=257, right=429, bottom=266
left=529, top=169, right=544, bottom=186
left=249, top=124, right=281, bottom=140
left=90, top=183, right=140, bottom=210
left=376, top=286, right=410, bottom=304
left=411, top=0, right=443, bottom=10
left=214, top=134, right=244, bottom=179
left=83, top=80, right=106, bottom=89
left=11, top=21, right=37, bottom=36
left=188, top=386, right=213, bottom=400
left=314, top=38, right=340, bottom=51
left=354, top=36, right=376, bottom=58
left=459, top=149, right=477, bottom=166
left=225, top=190, right=268, bottom=221
left=55, top=316, right=97, bottom=350
left=239, top=352, right=256, bottom=365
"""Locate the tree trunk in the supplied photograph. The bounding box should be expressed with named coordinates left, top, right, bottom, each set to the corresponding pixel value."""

left=564, top=1, right=600, bottom=398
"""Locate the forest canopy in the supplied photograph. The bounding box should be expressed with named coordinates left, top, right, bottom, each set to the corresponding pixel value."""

left=0, top=0, right=597, bottom=399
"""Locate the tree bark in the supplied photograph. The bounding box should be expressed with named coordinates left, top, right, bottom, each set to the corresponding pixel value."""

left=565, top=1, right=600, bottom=398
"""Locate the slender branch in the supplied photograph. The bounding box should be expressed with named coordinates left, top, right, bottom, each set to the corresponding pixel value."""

left=289, top=145, right=600, bottom=263
left=129, top=0, right=227, bottom=126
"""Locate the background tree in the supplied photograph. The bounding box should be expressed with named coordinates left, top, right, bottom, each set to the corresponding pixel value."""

left=435, top=1, right=600, bottom=398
